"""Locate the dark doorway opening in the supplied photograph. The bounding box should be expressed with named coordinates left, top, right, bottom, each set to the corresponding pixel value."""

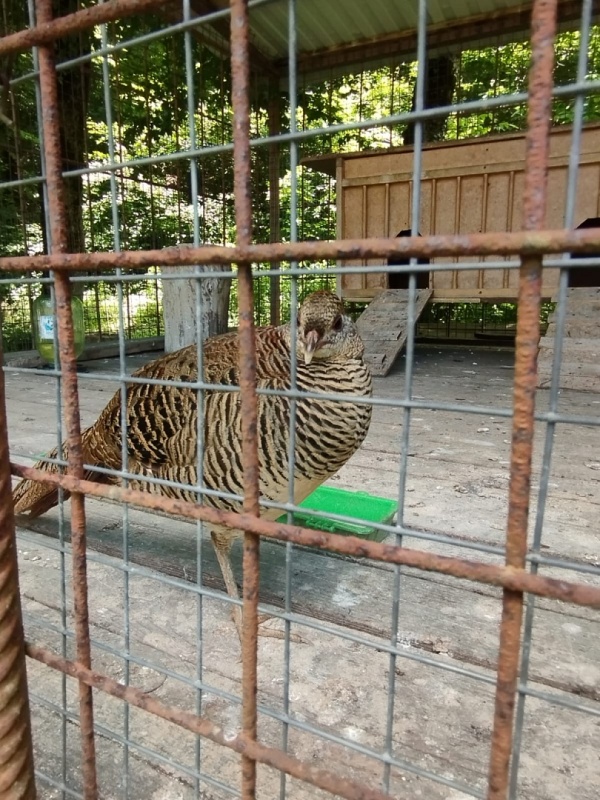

left=569, top=217, right=600, bottom=287
left=388, top=229, right=430, bottom=289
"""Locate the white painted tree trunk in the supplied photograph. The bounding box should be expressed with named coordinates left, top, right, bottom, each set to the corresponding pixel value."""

left=162, top=265, right=231, bottom=353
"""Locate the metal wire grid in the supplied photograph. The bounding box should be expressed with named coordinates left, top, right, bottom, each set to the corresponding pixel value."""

left=0, top=0, right=599, bottom=799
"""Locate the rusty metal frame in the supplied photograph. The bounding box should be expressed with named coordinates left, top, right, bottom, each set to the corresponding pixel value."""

left=10, top=462, right=600, bottom=610
left=487, top=3, right=558, bottom=796
left=0, top=0, right=598, bottom=799
left=2, top=228, right=600, bottom=273
left=0, top=329, right=35, bottom=800
left=34, top=2, right=98, bottom=796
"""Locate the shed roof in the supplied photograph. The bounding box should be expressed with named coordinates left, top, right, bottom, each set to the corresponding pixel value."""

left=189, top=0, right=588, bottom=78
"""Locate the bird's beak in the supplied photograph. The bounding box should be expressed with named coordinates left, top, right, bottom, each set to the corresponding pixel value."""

left=303, top=329, right=320, bottom=365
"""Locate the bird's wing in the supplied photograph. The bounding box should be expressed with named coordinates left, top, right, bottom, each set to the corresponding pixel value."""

left=111, top=344, right=198, bottom=469
left=198, top=327, right=292, bottom=504
left=120, top=327, right=288, bottom=473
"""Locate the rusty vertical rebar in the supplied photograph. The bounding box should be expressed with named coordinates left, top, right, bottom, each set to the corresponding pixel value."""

left=230, top=1, right=260, bottom=798
left=34, top=1, right=98, bottom=798
left=487, top=2, right=558, bottom=799
left=0, top=363, right=36, bottom=799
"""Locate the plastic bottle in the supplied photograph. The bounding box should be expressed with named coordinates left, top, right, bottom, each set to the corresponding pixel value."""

left=33, top=292, right=85, bottom=363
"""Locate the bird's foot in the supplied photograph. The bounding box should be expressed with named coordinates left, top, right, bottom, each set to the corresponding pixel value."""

left=232, top=607, right=307, bottom=644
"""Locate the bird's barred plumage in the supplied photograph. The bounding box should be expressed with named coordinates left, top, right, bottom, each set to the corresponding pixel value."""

left=13, top=291, right=372, bottom=637
left=14, top=291, right=372, bottom=519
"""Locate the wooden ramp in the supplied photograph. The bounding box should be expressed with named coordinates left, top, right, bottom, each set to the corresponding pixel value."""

left=537, top=287, right=600, bottom=393
left=356, top=289, right=432, bottom=376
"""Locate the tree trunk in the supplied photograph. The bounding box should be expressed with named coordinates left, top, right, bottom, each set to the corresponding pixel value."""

left=52, top=1, right=91, bottom=297
left=404, top=55, right=455, bottom=145
left=162, top=265, right=231, bottom=352
left=268, top=86, right=282, bottom=326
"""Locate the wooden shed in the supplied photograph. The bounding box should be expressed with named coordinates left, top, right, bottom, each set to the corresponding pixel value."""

left=303, top=123, right=600, bottom=303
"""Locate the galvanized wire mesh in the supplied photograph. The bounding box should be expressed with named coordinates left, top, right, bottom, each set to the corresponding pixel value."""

left=4, top=5, right=599, bottom=351
left=0, top=1, right=599, bottom=800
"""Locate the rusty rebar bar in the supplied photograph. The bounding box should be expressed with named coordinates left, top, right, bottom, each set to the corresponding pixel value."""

left=0, top=0, right=167, bottom=57
left=25, top=642, right=396, bottom=800
left=487, top=2, right=558, bottom=799
left=1, top=227, right=600, bottom=274
left=230, top=1, right=260, bottom=797
left=35, top=1, right=97, bottom=797
left=0, top=366, right=36, bottom=798
left=231, top=0, right=253, bottom=249
left=12, top=463, right=600, bottom=611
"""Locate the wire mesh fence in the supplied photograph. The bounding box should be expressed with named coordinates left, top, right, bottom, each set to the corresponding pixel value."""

left=0, top=1, right=599, bottom=800
left=3, top=2, right=600, bottom=351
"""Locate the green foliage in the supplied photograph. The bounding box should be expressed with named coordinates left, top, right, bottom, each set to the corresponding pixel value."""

left=1, top=16, right=598, bottom=345
left=417, top=302, right=555, bottom=338
left=82, top=282, right=162, bottom=341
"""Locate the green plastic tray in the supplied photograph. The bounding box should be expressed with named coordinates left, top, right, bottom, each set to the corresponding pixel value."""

left=277, top=485, right=397, bottom=542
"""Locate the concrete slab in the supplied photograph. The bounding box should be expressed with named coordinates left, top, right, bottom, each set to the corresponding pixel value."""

left=6, top=344, right=599, bottom=799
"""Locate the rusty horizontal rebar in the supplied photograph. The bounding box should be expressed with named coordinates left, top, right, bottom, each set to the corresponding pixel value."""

left=11, top=463, right=600, bottom=610
left=25, top=641, right=394, bottom=800
left=0, top=0, right=168, bottom=57
left=0, top=229, right=599, bottom=274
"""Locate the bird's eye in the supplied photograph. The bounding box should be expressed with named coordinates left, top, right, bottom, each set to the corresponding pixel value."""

left=332, top=315, right=343, bottom=332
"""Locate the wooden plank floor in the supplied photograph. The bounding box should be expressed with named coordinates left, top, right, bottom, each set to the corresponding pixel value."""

left=6, top=344, right=600, bottom=800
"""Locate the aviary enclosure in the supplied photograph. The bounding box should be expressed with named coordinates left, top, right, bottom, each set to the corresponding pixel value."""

left=0, top=1, right=599, bottom=800
left=3, top=1, right=600, bottom=351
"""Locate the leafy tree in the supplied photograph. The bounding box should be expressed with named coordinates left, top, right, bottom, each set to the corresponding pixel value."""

left=1, top=9, right=599, bottom=345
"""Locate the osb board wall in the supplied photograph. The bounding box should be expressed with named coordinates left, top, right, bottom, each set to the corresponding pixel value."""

left=338, top=124, right=600, bottom=302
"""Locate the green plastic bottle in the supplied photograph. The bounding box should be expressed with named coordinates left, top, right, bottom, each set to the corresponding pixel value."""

left=33, top=293, right=85, bottom=364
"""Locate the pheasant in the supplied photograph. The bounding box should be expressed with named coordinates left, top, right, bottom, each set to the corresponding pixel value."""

left=13, top=290, right=373, bottom=638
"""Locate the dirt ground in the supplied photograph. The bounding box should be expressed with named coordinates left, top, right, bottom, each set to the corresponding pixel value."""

left=5, top=343, right=600, bottom=800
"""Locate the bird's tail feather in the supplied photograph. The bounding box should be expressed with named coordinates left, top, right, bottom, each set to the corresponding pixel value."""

left=12, top=428, right=109, bottom=518
left=13, top=442, right=70, bottom=517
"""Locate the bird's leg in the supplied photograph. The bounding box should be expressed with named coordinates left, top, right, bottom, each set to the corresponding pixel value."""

left=210, top=531, right=305, bottom=643
left=210, top=531, right=245, bottom=638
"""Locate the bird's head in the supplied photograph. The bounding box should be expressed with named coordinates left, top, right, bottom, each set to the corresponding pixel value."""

left=295, top=290, right=364, bottom=365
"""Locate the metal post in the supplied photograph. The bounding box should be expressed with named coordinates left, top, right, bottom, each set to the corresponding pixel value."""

left=230, top=1, right=260, bottom=798
left=487, top=1, right=558, bottom=798
left=0, top=347, right=36, bottom=800
left=34, top=1, right=98, bottom=797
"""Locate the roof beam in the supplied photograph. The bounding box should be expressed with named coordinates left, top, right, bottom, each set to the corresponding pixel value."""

left=279, top=0, right=591, bottom=78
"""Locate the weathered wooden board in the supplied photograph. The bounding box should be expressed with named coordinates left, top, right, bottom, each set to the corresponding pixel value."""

left=356, top=288, right=432, bottom=376
left=304, top=124, right=600, bottom=302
